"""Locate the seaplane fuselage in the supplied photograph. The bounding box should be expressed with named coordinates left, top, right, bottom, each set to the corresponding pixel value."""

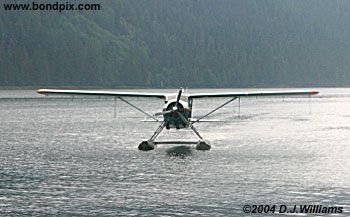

left=163, top=94, right=192, bottom=129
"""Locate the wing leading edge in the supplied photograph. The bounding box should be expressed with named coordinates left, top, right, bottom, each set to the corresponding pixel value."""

left=187, top=90, right=319, bottom=99
left=37, top=89, right=166, bottom=99
left=37, top=89, right=319, bottom=99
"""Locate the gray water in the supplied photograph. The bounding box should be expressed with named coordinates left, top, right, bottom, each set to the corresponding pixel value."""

left=0, top=88, right=349, bottom=216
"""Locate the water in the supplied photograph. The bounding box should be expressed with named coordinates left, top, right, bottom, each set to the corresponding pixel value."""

left=0, top=88, right=350, bottom=216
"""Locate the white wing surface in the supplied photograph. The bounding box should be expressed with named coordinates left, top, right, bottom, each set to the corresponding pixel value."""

left=37, top=89, right=166, bottom=98
left=188, top=90, right=319, bottom=99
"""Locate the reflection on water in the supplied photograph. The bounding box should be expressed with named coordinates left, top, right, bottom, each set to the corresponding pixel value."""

left=0, top=88, right=350, bottom=216
left=166, top=146, right=193, bottom=158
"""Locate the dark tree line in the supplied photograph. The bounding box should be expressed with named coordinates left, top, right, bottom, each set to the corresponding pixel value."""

left=1, top=0, right=350, bottom=87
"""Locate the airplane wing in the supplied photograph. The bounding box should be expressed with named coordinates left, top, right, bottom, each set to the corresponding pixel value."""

left=37, top=89, right=166, bottom=99
left=188, top=90, right=319, bottom=99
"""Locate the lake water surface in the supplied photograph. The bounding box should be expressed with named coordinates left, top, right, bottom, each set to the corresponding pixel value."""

left=0, top=88, right=349, bottom=216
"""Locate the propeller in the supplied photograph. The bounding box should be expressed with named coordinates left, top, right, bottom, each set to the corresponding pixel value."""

left=154, top=88, right=183, bottom=116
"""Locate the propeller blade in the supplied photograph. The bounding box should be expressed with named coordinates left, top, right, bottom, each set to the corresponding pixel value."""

left=175, top=110, right=190, bottom=126
left=176, top=88, right=183, bottom=105
left=154, top=110, right=173, bottom=116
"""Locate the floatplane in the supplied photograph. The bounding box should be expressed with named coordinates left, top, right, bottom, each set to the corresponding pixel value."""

left=37, top=88, right=319, bottom=151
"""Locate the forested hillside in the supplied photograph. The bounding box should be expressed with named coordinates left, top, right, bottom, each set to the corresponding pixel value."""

left=1, top=0, right=350, bottom=87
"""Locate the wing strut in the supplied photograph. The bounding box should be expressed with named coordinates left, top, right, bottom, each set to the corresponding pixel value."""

left=114, top=97, right=117, bottom=118
left=117, top=97, right=160, bottom=121
left=238, top=97, right=240, bottom=117
left=309, top=94, right=312, bottom=115
left=192, top=97, right=238, bottom=123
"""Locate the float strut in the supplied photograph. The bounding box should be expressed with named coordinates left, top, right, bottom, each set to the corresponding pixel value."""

left=138, top=122, right=166, bottom=151
left=149, top=122, right=166, bottom=141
